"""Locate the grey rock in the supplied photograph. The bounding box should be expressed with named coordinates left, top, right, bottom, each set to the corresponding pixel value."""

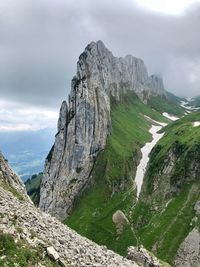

left=194, top=201, right=200, bottom=215
left=175, top=228, right=200, bottom=267
left=0, top=183, right=139, bottom=267
left=127, top=246, right=161, bottom=267
left=39, top=40, right=166, bottom=220
left=0, top=151, right=30, bottom=202
left=47, top=246, right=59, bottom=261
left=112, top=210, right=129, bottom=235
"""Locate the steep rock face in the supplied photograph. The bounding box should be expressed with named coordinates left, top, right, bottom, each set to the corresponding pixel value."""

left=0, top=151, right=29, bottom=201
left=175, top=228, right=200, bottom=267
left=39, top=40, right=166, bottom=220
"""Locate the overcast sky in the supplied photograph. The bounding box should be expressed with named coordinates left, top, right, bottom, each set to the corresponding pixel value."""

left=0, top=0, right=200, bottom=131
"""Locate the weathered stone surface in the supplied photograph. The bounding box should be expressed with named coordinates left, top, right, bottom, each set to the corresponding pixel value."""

left=0, top=151, right=29, bottom=201
left=112, top=210, right=129, bottom=235
left=39, top=40, right=166, bottom=220
left=194, top=200, right=200, bottom=215
left=127, top=246, right=161, bottom=267
left=0, top=186, right=139, bottom=267
left=46, top=246, right=59, bottom=261
left=175, top=228, right=200, bottom=267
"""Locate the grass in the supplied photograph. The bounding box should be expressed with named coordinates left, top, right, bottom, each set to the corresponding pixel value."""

left=0, top=233, right=59, bottom=267
left=132, top=112, right=200, bottom=264
left=0, top=174, right=25, bottom=201
left=137, top=183, right=199, bottom=263
left=25, top=173, right=42, bottom=206
left=65, top=91, right=168, bottom=256
left=147, top=94, right=185, bottom=116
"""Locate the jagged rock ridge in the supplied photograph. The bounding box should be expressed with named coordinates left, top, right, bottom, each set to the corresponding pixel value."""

left=39, top=40, right=166, bottom=220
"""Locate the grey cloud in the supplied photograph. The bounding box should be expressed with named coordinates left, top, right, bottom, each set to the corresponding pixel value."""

left=0, top=0, right=200, bottom=110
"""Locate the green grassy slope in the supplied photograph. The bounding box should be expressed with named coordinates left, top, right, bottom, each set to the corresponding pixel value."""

left=25, top=173, right=42, bottom=206
left=0, top=233, right=59, bottom=267
left=65, top=92, right=168, bottom=256
left=147, top=94, right=185, bottom=116
left=131, top=112, right=200, bottom=264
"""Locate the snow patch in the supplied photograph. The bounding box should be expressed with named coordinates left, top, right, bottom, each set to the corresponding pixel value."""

left=162, top=112, right=179, bottom=121
left=135, top=116, right=166, bottom=198
left=144, top=115, right=167, bottom=127
left=193, top=121, right=200, bottom=127
left=180, top=100, right=200, bottom=111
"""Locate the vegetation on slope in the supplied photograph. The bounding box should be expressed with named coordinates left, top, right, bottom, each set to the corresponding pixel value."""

left=131, top=112, right=200, bottom=264
left=0, top=233, right=59, bottom=267
left=0, top=173, right=25, bottom=201
left=25, top=173, right=42, bottom=206
left=147, top=94, right=185, bottom=116
left=65, top=91, right=168, bottom=256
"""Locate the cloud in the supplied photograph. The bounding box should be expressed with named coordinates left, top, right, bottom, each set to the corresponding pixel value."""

left=0, top=0, right=200, bottom=114
left=0, top=99, right=58, bottom=132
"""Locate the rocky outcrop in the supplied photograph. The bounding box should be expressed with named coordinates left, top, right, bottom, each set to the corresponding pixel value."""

left=127, top=246, right=168, bottom=267
left=141, top=139, right=200, bottom=210
left=39, top=40, right=166, bottom=220
left=0, top=185, right=139, bottom=267
left=175, top=228, right=200, bottom=267
left=0, top=151, right=29, bottom=201
left=112, top=210, right=129, bottom=235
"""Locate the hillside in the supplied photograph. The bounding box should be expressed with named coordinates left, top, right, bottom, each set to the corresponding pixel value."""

left=0, top=151, right=142, bottom=267
left=147, top=94, right=185, bottom=116
left=25, top=172, right=42, bottom=206
left=65, top=91, right=168, bottom=256
left=131, top=112, right=200, bottom=265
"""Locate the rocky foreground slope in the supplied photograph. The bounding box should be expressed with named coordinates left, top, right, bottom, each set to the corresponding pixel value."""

left=39, top=40, right=166, bottom=220
left=0, top=151, right=140, bottom=266
left=0, top=188, right=139, bottom=267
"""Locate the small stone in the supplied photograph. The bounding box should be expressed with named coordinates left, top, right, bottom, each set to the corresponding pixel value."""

left=47, top=246, right=59, bottom=261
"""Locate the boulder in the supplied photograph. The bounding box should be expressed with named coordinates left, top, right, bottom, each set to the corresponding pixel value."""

left=127, top=246, right=161, bottom=267
left=47, top=246, right=59, bottom=261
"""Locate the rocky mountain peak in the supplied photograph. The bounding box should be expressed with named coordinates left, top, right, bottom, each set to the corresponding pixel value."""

left=39, top=41, right=167, bottom=220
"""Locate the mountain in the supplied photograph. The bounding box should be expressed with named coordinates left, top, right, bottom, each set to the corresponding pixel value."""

left=0, top=128, right=55, bottom=181
left=39, top=40, right=169, bottom=220
left=26, top=41, right=199, bottom=266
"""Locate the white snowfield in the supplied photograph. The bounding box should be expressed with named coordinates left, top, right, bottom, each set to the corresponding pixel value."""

left=193, top=121, right=200, bottom=127
left=135, top=116, right=167, bottom=198
left=162, top=112, right=179, bottom=121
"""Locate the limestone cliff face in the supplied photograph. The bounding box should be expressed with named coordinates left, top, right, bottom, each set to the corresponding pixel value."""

left=39, top=40, right=166, bottom=220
